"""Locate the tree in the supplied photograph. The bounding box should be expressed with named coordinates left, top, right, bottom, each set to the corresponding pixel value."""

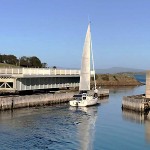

left=20, top=56, right=31, bottom=67
left=0, top=54, right=2, bottom=63
left=2, top=54, right=7, bottom=63
left=0, top=54, right=18, bottom=65
left=0, top=53, right=43, bottom=68
left=53, top=66, right=57, bottom=69
left=30, top=56, right=42, bottom=68
left=7, top=55, right=18, bottom=65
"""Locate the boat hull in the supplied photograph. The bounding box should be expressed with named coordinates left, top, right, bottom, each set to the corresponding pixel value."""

left=69, top=98, right=98, bottom=107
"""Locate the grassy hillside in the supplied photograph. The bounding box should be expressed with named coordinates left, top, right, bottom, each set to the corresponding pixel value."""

left=0, top=63, right=20, bottom=68
left=91, top=74, right=143, bottom=86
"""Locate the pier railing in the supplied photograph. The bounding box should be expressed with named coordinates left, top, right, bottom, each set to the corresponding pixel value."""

left=0, top=68, right=96, bottom=76
left=0, top=68, right=81, bottom=76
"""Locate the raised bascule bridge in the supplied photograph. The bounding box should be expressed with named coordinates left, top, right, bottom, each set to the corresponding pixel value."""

left=0, top=68, right=81, bottom=93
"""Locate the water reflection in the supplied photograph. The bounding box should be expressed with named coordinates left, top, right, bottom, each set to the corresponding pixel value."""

left=109, top=86, right=145, bottom=95
left=69, top=106, right=98, bottom=150
left=0, top=105, right=99, bottom=150
left=99, top=98, right=109, bottom=104
left=122, top=109, right=150, bottom=143
left=146, top=113, right=150, bottom=142
left=0, top=85, right=149, bottom=149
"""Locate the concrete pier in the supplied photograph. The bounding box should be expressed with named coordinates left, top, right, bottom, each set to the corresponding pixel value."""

left=89, top=88, right=109, bottom=98
left=122, top=71, right=150, bottom=112
left=0, top=88, right=109, bottom=111
left=146, top=71, right=150, bottom=98
left=98, top=89, right=109, bottom=97
left=0, top=92, right=75, bottom=110
left=122, top=95, right=150, bottom=112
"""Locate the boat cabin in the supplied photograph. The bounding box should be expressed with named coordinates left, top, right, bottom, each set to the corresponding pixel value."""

left=73, top=93, right=87, bottom=100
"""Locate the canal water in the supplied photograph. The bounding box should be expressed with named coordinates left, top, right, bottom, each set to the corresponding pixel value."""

left=134, top=74, right=146, bottom=84
left=0, top=85, right=150, bottom=150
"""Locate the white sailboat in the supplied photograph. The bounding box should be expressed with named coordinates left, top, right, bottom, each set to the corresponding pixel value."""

left=69, top=23, right=98, bottom=107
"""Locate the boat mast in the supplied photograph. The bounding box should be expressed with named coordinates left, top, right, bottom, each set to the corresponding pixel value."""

left=90, top=24, right=97, bottom=90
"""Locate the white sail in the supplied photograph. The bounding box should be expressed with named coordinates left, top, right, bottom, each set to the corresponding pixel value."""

left=79, top=24, right=91, bottom=91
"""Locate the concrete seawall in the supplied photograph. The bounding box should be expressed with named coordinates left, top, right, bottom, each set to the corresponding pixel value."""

left=122, top=95, right=150, bottom=112
left=0, top=92, right=75, bottom=110
left=0, top=88, right=109, bottom=111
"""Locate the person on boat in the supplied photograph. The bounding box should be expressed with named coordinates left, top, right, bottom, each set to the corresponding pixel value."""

left=79, top=90, right=87, bottom=94
left=94, top=88, right=98, bottom=98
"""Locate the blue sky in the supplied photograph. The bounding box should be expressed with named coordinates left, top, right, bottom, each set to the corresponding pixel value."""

left=0, top=0, right=150, bottom=69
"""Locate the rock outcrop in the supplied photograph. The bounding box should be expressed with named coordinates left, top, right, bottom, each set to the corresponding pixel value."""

left=91, top=74, right=143, bottom=86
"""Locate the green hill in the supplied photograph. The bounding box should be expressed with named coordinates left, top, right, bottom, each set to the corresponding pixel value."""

left=91, top=74, right=143, bottom=86
left=0, top=63, right=20, bottom=68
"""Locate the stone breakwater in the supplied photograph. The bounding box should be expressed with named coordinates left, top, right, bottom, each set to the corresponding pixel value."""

left=91, top=74, right=143, bottom=86
left=0, top=92, right=75, bottom=110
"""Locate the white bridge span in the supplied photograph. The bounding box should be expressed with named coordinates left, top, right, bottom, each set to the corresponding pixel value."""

left=0, top=68, right=95, bottom=93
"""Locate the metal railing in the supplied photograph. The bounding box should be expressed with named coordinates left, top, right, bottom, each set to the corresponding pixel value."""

left=0, top=68, right=81, bottom=75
